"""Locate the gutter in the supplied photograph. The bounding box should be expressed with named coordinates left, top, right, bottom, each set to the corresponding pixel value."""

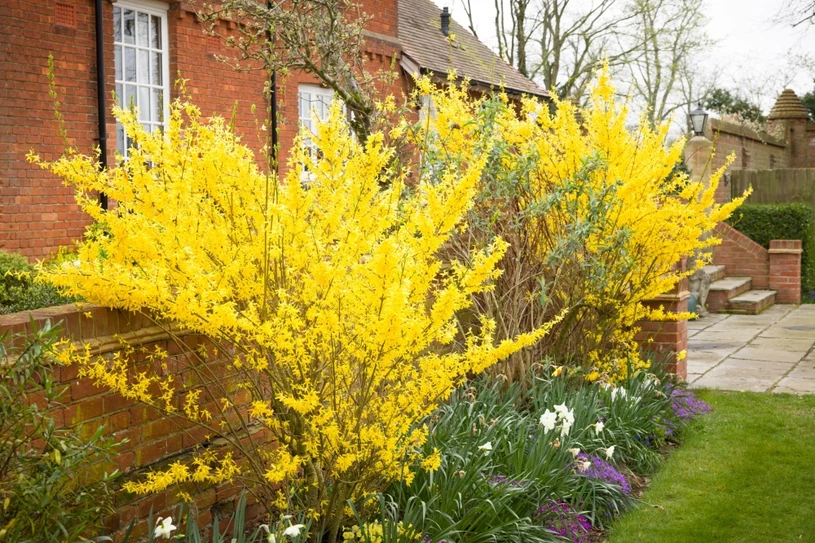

left=94, top=0, right=108, bottom=210
left=267, top=1, right=278, bottom=173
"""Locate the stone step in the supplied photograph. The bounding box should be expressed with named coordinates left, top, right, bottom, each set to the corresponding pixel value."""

left=727, top=289, right=777, bottom=315
left=707, top=277, right=752, bottom=311
left=703, top=264, right=726, bottom=282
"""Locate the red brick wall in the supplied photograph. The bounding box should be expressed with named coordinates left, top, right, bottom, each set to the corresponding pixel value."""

left=712, top=222, right=770, bottom=288
left=769, top=239, right=802, bottom=304
left=0, top=303, right=263, bottom=540
left=635, top=271, right=689, bottom=379
left=0, top=0, right=109, bottom=259
left=707, top=119, right=788, bottom=204
left=1, top=0, right=404, bottom=260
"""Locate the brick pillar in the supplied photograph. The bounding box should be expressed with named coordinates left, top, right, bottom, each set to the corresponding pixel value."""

left=635, top=261, right=690, bottom=379
left=769, top=240, right=802, bottom=304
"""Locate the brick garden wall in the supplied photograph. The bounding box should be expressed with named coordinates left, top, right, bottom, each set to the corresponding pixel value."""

left=712, top=222, right=771, bottom=288
left=0, top=303, right=267, bottom=541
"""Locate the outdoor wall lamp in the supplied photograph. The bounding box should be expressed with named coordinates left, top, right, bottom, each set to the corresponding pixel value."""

left=689, top=103, right=709, bottom=136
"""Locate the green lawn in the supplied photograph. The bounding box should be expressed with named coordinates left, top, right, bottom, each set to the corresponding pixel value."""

left=608, top=390, right=815, bottom=543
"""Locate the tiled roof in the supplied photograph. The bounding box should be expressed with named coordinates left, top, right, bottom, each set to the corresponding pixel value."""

left=398, top=0, right=547, bottom=98
left=768, top=89, right=810, bottom=120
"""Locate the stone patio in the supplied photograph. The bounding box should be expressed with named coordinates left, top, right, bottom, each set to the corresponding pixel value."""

left=687, top=304, right=815, bottom=394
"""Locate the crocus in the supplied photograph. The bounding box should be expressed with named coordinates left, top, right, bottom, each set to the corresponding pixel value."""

left=154, top=517, right=177, bottom=540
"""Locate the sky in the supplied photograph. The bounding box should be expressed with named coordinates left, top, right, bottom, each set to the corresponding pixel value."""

left=430, top=0, right=815, bottom=113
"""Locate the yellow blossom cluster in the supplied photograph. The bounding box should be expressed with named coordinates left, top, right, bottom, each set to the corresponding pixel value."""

left=417, top=67, right=745, bottom=381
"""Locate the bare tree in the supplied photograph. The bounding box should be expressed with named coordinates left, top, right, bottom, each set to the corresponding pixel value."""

left=461, top=0, right=638, bottom=101
left=776, top=0, right=815, bottom=27
left=199, top=0, right=381, bottom=142
left=618, top=0, right=712, bottom=126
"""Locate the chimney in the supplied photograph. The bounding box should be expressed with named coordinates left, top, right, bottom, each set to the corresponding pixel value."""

left=441, top=6, right=450, bottom=36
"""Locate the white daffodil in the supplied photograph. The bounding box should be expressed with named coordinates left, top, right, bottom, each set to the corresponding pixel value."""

left=154, top=516, right=177, bottom=540
left=561, top=408, right=575, bottom=426
left=567, top=448, right=581, bottom=458
left=539, top=409, right=557, bottom=433
left=594, top=421, right=605, bottom=434
left=577, top=458, right=592, bottom=472
left=560, top=421, right=572, bottom=436
left=554, top=403, right=569, bottom=418
left=478, top=441, right=493, bottom=455
left=605, top=445, right=616, bottom=459
left=283, top=524, right=305, bottom=538
left=280, top=515, right=293, bottom=521
left=261, top=524, right=276, bottom=543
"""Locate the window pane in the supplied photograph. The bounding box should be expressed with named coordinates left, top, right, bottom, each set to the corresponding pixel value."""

left=150, top=52, right=161, bottom=86
left=139, top=87, right=150, bottom=121
left=123, top=9, right=135, bottom=45
left=116, top=123, right=125, bottom=156
left=115, top=83, right=123, bottom=108
left=151, top=89, right=161, bottom=122
left=124, top=47, right=136, bottom=82
left=114, top=45, right=122, bottom=81
left=137, top=13, right=149, bottom=47
left=113, top=7, right=121, bottom=42
left=299, top=93, right=309, bottom=119
left=150, top=15, right=161, bottom=48
left=124, top=85, right=136, bottom=111
left=138, top=49, right=148, bottom=83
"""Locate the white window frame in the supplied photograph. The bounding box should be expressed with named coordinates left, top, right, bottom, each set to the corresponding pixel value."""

left=298, top=84, right=336, bottom=148
left=113, top=0, right=170, bottom=159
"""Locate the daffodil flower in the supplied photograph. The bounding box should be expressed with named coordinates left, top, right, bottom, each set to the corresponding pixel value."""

left=478, top=441, right=493, bottom=455
left=567, top=448, right=581, bottom=458
left=539, top=409, right=557, bottom=433
left=154, top=516, right=177, bottom=540
left=594, top=421, right=605, bottom=433
left=605, top=445, right=615, bottom=459
left=261, top=524, right=276, bottom=543
left=283, top=524, right=305, bottom=538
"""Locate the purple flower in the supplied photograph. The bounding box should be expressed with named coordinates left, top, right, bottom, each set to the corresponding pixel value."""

left=575, top=454, right=631, bottom=494
left=535, top=500, right=591, bottom=543
left=668, top=387, right=711, bottom=421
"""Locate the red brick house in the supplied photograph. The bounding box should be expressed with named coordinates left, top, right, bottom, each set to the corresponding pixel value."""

left=0, top=0, right=545, bottom=260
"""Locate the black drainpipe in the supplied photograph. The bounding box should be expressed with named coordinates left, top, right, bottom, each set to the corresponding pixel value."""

left=94, top=0, right=108, bottom=210
left=267, top=1, right=278, bottom=173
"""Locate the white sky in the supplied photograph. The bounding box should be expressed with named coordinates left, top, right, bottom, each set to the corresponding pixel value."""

left=431, top=0, right=815, bottom=112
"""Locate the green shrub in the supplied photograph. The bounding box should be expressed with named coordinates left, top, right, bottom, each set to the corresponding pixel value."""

left=0, top=321, right=121, bottom=542
left=726, top=203, right=815, bottom=294
left=0, top=251, right=76, bottom=314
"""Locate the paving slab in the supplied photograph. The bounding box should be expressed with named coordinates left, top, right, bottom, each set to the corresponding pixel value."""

left=729, top=347, right=807, bottom=364
left=773, top=377, right=815, bottom=395
left=691, top=375, right=778, bottom=392
left=748, top=337, right=815, bottom=351
left=686, top=305, right=815, bottom=394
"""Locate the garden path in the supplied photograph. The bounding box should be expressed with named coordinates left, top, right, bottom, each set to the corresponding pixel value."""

left=686, top=304, right=815, bottom=394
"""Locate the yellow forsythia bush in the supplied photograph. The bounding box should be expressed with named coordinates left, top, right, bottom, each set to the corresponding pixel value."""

left=29, top=95, right=557, bottom=542
left=416, top=68, right=745, bottom=382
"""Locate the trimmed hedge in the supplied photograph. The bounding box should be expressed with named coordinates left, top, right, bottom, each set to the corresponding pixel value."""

left=0, top=251, right=76, bottom=314
left=726, top=202, right=815, bottom=295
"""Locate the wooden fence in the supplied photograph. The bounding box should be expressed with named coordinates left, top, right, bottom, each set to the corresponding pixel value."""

left=730, top=169, right=815, bottom=220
